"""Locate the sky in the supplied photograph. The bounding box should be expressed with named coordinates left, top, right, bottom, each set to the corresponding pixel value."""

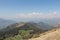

left=0, top=0, right=60, bottom=21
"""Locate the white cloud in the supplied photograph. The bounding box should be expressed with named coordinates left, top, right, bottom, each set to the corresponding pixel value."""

left=16, top=12, right=43, bottom=19
left=0, top=12, right=60, bottom=19
left=15, top=12, right=60, bottom=19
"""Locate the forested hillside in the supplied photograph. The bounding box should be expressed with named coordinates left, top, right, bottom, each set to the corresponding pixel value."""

left=0, top=22, right=49, bottom=40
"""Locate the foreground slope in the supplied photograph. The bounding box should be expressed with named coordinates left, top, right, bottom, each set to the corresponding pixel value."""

left=29, top=28, right=60, bottom=40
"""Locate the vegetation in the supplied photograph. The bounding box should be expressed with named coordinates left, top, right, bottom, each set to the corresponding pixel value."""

left=0, top=22, right=48, bottom=40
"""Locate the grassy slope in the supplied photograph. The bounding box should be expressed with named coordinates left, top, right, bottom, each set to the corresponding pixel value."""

left=29, top=28, right=60, bottom=40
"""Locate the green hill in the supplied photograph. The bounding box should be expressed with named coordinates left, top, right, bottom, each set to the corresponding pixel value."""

left=0, top=22, right=48, bottom=40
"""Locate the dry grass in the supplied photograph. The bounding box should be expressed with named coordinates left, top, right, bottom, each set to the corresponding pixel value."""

left=29, top=28, right=60, bottom=40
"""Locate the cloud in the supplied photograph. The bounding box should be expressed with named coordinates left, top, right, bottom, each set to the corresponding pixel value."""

left=15, top=12, right=60, bottom=19
left=16, top=12, right=43, bottom=19
left=0, top=12, right=60, bottom=19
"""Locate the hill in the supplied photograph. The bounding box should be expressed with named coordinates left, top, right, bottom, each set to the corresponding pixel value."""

left=29, top=27, right=60, bottom=40
left=0, top=22, right=51, bottom=40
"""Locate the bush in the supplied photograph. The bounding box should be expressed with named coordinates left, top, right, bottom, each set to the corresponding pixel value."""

left=4, top=35, right=23, bottom=40
left=19, top=30, right=33, bottom=39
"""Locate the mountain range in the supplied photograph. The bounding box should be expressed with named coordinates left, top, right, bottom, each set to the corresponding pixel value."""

left=0, top=18, right=60, bottom=29
left=0, top=18, right=60, bottom=40
left=0, top=18, right=16, bottom=29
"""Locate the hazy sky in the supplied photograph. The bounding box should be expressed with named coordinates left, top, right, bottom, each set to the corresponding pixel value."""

left=0, top=0, right=60, bottom=20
